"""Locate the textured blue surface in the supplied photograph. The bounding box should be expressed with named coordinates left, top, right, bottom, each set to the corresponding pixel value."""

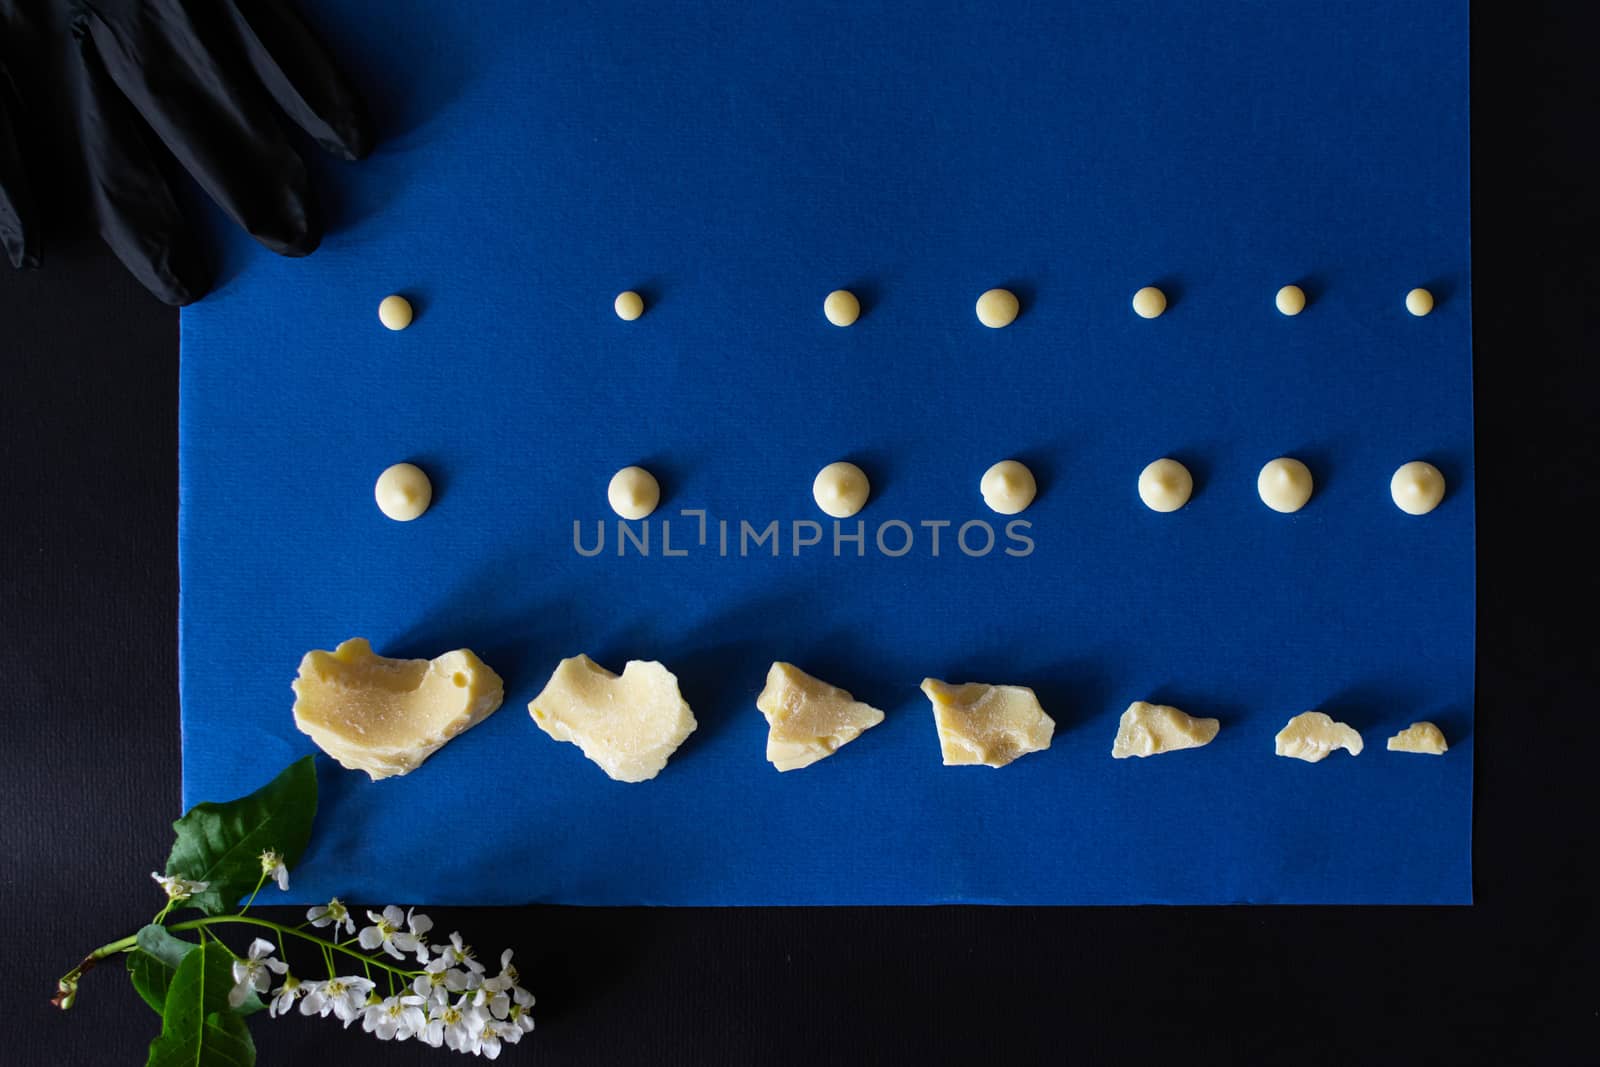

left=179, top=0, right=1473, bottom=904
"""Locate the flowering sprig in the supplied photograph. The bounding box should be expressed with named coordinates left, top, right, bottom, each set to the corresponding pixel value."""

left=52, top=758, right=534, bottom=1064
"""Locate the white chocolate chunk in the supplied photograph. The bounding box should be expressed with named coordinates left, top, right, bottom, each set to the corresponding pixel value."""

left=1275, top=284, right=1307, bottom=316
left=1258, top=457, right=1314, bottom=513
left=920, top=678, right=1054, bottom=768
left=1390, top=461, right=1446, bottom=515
left=756, top=662, right=885, bottom=772
left=975, top=288, right=1019, bottom=328
left=608, top=465, right=661, bottom=520
left=614, top=290, right=644, bottom=320
left=812, top=461, right=870, bottom=518
left=1131, top=285, right=1167, bottom=319
left=299, top=729, right=423, bottom=780
left=378, top=294, right=413, bottom=331
left=1137, top=458, right=1192, bottom=513
left=1111, top=701, right=1219, bottom=758
left=1275, top=711, right=1363, bottom=762
left=374, top=462, right=432, bottom=522
left=292, top=638, right=504, bottom=780
left=823, top=289, right=860, bottom=327
left=980, top=460, right=1037, bottom=515
left=1405, top=287, right=1434, bottom=316
left=1387, top=721, right=1448, bottom=754
left=529, top=655, right=697, bottom=782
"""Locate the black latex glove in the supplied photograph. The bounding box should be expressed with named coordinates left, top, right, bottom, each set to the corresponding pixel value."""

left=0, top=0, right=371, bottom=305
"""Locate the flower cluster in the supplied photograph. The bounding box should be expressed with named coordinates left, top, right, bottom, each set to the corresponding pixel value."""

left=232, top=898, right=534, bottom=1059
left=57, top=758, right=541, bottom=1063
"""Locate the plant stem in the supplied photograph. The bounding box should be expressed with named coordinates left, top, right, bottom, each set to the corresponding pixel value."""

left=237, top=871, right=269, bottom=917
left=74, top=916, right=418, bottom=979
left=168, top=916, right=420, bottom=978
left=59, top=914, right=419, bottom=1009
left=83, top=933, right=141, bottom=961
left=52, top=930, right=143, bottom=1006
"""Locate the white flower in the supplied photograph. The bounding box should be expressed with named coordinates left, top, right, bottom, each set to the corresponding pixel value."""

left=228, top=938, right=288, bottom=1008
left=413, top=957, right=470, bottom=1007
left=478, top=949, right=531, bottom=1021
left=401, top=908, right=434, bottom=963
left=422, top=994, right=486, bottom=1053
left=417, top=1004, right=445, bottom=1049
left=448, top=965, right=482, bottom=994
left=439, top=931, right=487, bottom=975
left=258, top=850, right=289, bottom=891
left=358, top=905, right=429, bottom=961
left=151, top=872, right=208, bottom=902
left=412, top=959, right=448, bottom=1004
left=306, top=898, right=355, bottom=936
left=478, top=974, right=511, bottom=1018
left=300, top=985, right=336, bottom=1017
left=506, top=987, right=536, bottom=1034
left=477, top=1017, right=508, bottom=1060
left=268, top=974, right=302, bottom=1017
left=299, top=975, right=374, bottom=1026
left=338, top=980, right=379, bottom=1027
left=295, top=979, right=327, bottom=1015
left=362, top=993, right=428, bottom=1042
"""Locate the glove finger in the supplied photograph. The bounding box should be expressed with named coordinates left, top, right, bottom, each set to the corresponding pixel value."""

left=84, top=7, right=320, bottom=258
left=0, top=61, right=40, bottom=269
left=74, top=39, right=210, bottom=305
left=224, top=0, right=373, bottom=161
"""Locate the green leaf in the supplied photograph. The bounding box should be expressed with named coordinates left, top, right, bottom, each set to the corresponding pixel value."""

left=129, top=952, right=175, bottom=1014
left=127, top=925, right=197, bottom=1013
left=146, top=943, right=257, bottom=1067
left=128, top=926, right=268, bottom=1017
left=199, top=1011, right=255, bottom=1067
left=165, top=757, right=318, bottom=915
left=140, top=924, right=200, bottom=969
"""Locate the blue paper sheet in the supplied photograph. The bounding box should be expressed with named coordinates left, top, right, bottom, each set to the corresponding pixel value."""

left=179, top=0, right=1473, bottom=905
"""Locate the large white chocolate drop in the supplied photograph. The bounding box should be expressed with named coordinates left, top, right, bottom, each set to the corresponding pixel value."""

left=823, top=289, right=860, bottom=327
left=614, top=290, right=645, bottom=321
left=377, top=294, right=413, bottom=331
left=374, top=463, right=432, bottom=522
left=975, top=288, right=1019, bottom=329
left=1390, top=461, right=1445, bottom=515
left=812, top=461, right=870, bottom=518
left=1137, top=458, right=1192, bottom=513
left=1275, top=285, right=1306, bottom=316
left=608, top=466, right=661, bottom=520
left=1257, top=457, right=1314, bottom=513
left=1131, top=286, right=1167, bottom=319
left=1405, top=288, right=1434, bottom=316
left=980, top=460, right=1036, bottom=515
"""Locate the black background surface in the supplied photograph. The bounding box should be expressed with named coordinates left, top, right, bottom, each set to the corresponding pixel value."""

left=3, top=4, right=1596, bottom=1064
